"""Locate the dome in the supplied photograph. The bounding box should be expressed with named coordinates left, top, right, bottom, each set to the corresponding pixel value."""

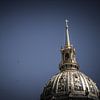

left=41, top=20, right=100, bottom=100
left=41, top=69, right=99, bottom=100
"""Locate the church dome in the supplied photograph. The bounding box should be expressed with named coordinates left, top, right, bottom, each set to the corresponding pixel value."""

left=41, top=69, right=99, bottom=100
left=41, top=20, right=100, bottom=100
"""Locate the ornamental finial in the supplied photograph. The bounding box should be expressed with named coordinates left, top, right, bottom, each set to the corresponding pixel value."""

left=65, top=19, right=70, bottom=47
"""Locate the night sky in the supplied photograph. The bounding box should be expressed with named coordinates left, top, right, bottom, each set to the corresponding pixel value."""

left=0, top=0, right=100, bottom=100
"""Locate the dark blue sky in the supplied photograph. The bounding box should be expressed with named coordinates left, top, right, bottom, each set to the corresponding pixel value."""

left=0, top=0, right=100, bottom=100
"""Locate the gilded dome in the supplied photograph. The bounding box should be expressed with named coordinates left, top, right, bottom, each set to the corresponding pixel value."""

left=41, top=20, right=100, bottom=100
left=41, top=69, right=99, bottom=100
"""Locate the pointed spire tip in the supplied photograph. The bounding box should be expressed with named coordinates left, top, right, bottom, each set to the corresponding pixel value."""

left=65, top=19, right=69, bottom=28
left=65, top=19, right=70, bottom=47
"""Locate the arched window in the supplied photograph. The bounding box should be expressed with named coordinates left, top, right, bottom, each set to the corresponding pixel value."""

left=65, top=53, right=69, bottom=60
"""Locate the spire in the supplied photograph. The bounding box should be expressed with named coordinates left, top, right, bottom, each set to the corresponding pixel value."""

left=59, top=20, right=79, bottom=71
left=65, top=19, right=71, bottom=47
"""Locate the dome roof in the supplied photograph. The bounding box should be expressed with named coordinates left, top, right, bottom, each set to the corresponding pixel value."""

left=41, top=20, right=100, bottom=100
left=41, top=69, right=99, bottom=100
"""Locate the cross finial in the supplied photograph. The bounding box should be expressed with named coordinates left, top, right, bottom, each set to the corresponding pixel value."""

left=65, top=19, right=70, bottom=47
left=65, top=19, right=69, bottom=28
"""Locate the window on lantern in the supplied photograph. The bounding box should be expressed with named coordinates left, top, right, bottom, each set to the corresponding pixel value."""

left=65, top=53, right=69, bottom=60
